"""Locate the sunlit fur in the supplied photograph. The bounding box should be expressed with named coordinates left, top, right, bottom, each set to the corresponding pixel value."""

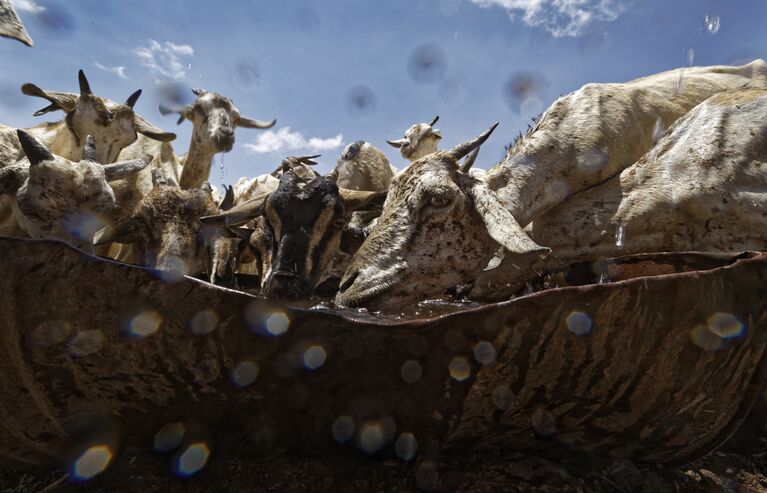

left=472, top=87, right=767, bottom=299
left=338, top=60, right=767, bottom=309
left=99, top=186, right=223, bottom=276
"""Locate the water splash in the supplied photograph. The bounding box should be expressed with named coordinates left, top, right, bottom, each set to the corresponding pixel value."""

left=686, top=48, right=695, bottom=67
left=703, top=15, right=720, bottom=35
left=615, top=224, right=625, bottom=248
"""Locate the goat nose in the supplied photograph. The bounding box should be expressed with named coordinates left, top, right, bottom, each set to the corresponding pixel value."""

left=220, top=126, right=234, bottom=136
left=267, top=271, right=302, bottom=298
left=338, top=270, right=359, bottom=293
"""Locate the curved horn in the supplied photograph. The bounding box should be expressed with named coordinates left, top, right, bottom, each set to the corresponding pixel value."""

left=200, top=194, right=269, bottom=227
left=386, top=138, right=408, bottom=149
left=191, top=88, right=208, bottom=97
left=460, top=146, right=480, bottom=173
left=449, top=122, right=499, bottom=161
left=298, top=154, right=321, bottom=165
left=125, top=89, right=142, bottom=109
left=429, top=115, right=439, bottom=127
left=102, top=153, right=152, bottom=180
left=235, top=116, right=277, bottom=129
left=16, top=129, right=54, bottom=165
left=78, top=69, right=92, bottom=96
left=82, top=135, right=98, bottom=162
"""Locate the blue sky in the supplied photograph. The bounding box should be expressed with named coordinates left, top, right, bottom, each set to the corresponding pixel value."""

left=1, top=0, right=765, bottom=184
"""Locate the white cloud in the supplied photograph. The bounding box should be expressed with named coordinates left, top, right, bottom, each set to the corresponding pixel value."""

left=94, top=61, right=128, bottom=80
left=10, top=0, right=45, bottom=14
left=244, top=127, right=344, bottom=155
left=470, top=0, right=626, bottom=37
left=133, top=39, right=194, bottom=81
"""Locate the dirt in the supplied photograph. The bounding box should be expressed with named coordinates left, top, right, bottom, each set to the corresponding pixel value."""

left=2, top=406, right=767, bottom=493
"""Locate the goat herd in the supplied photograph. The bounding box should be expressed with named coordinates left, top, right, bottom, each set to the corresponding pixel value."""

left=1, top=59, right=767, bottom=313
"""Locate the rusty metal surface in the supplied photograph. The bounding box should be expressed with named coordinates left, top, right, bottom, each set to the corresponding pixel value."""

left=0, top=237, right=764, bottom=469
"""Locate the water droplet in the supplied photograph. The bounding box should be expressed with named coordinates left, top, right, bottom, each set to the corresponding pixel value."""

left=652, top=117, right=664, bottom=144
left=492, top=385, right=515, bottom=410
left=448, top=356, right=471, bottom=382
left=703, top=14, right=720, bottom=35
left=615, top=224, right=625, bottom=248
left=174, top=442, right=210, bottom=478
left=473, top=341, right=496, bottom=365
left=231, top=360, right=260, bottom=387
left=407, top=43, right=447, bottom=85
left=153, top=422, right=186, bottom=453
left=395, top=433, right=418, bottom=461
left=503, top=71, right=549, bottom=115
left=303, top=345, right=327, bottom=370
left=332, top=416, right=355, bottom=443
left=566, top=311, right=593, bottom=336
left=401, top=360, right=423, bottom=384
left=359, top=421, right=385, bottom=454
left=68, top=330, right=105, bottom=357
left=128, top=310, right=162, bottom=338
left=346, top=85, right=377, bottom=118
left=707, top=313, right=744, bottom=339
left=690, top=325, right=726, bottom=351
left=71, top=445, right=113, bottom=482
left=189, top=310, right=218, bottom=335
left=264, top=311, right=290, bottom=336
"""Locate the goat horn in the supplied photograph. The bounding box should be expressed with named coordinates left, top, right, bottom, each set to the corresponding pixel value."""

left=82, top=135, right=98, bottom=162
left=429, top=115, right=439, bottom=126
left=125, top=89, right=142, bottom=109
left=236, top=116, right=277, bottom=129
left=78, top=69, right=92, bottom=96
left=102, top=153, right=152, bottom=180
left=200, top=194, right=269, bottom=227
left=191, top=88, right=208, bottom=97
left=449, top=122, right=499, bottom=161
left=460, top=146, right=480, bottom=173
left=16, top=129, right=53, bottom=165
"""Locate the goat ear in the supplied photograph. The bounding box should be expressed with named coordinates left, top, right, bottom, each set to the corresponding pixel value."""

left=94, top=219, right=140, bottom=245
left=235, top=115, right=277, bottom=129
left=0, top=165, right=27, bottom=195
left=218, top=185, right=235, bottom=211
left=340, top=189, right=387, bottom=212
left=200, top=194, right=268, bottom=227
left=134, top=115, right=176, bottom=142
left=159, top=103, right=194, bottom=124
left=0, top=0, right=33, bottom=46
left=21, top=83, right=78, bottom=115
left=460, top=176, right=550, bottom=255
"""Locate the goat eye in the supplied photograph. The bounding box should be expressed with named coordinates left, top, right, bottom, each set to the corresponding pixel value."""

left=429, top=196, right=450, bottom=208
left=332, top=218, right=345, bottom=228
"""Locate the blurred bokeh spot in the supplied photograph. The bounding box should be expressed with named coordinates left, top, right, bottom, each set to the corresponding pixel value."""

left=407, top=43, right=447, bottom=85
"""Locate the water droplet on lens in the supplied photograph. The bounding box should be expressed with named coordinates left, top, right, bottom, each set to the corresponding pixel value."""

left=346, top=85, right=377, bottom=118
left=71, top=445, right=113, bottom=482
left=407, top=44, right=447, bottom=85
left=473, top=341, right=496, bottom=365
left=174, top=442, right=210, bottom=478
left=395, top=432, right=418, bottom=461
left=401, top=360, right=423, bottom=384
left=332, top=416, right=355, bottom=443
left=448, top=356, right=471, bottom=381
left=566, top=311, right=593, bottom=336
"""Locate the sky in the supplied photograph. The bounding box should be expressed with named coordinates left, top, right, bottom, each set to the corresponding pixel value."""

left=1, top=0, right=765, bottom=185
